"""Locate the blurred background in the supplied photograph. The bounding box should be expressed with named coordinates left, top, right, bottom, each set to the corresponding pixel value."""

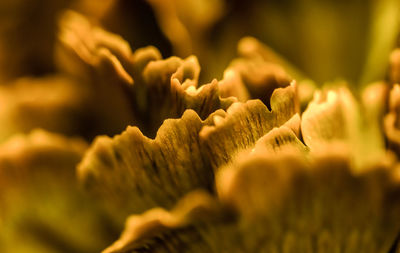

left=1, top=0, right=400, bottom=87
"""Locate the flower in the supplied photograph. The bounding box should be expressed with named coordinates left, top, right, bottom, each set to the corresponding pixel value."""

left=102, top=86, right=400, bottom=253
left=1, top=2, right=400, bottom=253
left=73, top=21, right=400, bottom=251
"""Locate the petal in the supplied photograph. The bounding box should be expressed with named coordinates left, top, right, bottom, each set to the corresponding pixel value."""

left=57, top=10, right=133, bottom=83
left=237, top=37, right=306, bottom=82
left=0, top=129, right=87, bottom=189
left=139, top=55, right=235, bottom=136
left=102, top=190, right=225, bottom=253
left=216, top=150, right=400, bottom=252
left=252, top=115, right=308, bottom=155
left=301, top=87, right=357, bottom=149
left=58, top=11, right=235, bottom=137
left=390, top=49, right=400, bottom=84
left=222, top=57, right=291, bottom=108
left=385, top=84, right=400, bottom=155
left=302, top=85, right=386, bottom=168
left=219, top=37, right=294, bottom=107
left=200, top=82, right=299, bottom=171
left=146, top=0, right=225, bottom=56
left=57, top=10, right=138, bottom=137
left=218, top=69, right=251, bottom=102
left=104, top=148, right=400, bottom=253
left=78, top=109, right=225, bottom=214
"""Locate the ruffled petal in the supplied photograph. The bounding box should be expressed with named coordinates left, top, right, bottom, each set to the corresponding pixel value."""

left=138, top=55, right=235, bottom=136
left=103, top=190, right=225, bottom=253
left=57, top=11, right=235, bottom=137
left=78, top=110, right=225, bottom=213
left=302, top=85, right=386, bottom=168
left=301, top=87, right=358, bottom=149
left=103, top=147, right=400, bottom=253
left=216, top=150, right=400, bottom=252
left=252, top=114, right=308, bottom=155
left=200, top=82, right=299, bottom=170
left=218, top=37, right=293, bottom=106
